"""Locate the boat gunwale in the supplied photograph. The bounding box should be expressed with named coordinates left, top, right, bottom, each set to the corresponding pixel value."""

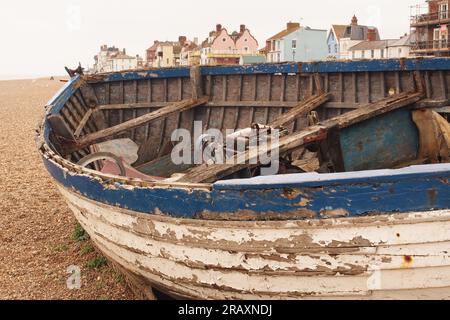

left=59, top=182, right=450, bottom=231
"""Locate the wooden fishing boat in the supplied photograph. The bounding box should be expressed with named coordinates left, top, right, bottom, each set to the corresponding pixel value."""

left=37, top=59, right=450, bottom=299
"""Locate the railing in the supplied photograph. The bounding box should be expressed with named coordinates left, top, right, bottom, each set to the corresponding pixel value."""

left=411, top=39, right=450, bottom=51
left=411, top=11, right=450, bottom=25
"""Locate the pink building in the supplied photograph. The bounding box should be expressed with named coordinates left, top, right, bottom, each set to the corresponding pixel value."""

left=201, top=24, right=259, bottom=65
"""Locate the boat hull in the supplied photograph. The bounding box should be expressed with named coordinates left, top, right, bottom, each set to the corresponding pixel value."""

left=57, top=184, right=450, bottom=300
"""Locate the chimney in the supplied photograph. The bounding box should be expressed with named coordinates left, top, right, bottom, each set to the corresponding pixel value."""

left=287, top=22, right=300, bottom=30
left=240, top=24, right=246, bottom=33
left=179, top=36, right=187, bottom=45
left=351, top=15, right=358, bottom=26
left=123, top=48, right=126, bottom=55
left=367, top=28, right=377, bottom=41
left=216, top=24, right=222, bottom=32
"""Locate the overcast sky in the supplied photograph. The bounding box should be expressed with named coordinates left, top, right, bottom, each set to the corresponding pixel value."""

left=0, top=0, right=422, bottom=79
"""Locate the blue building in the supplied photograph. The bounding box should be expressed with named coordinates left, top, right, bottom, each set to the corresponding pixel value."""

left=266, top=22, right=328, bottom=63
left=327, top=15, right=380, bottom=60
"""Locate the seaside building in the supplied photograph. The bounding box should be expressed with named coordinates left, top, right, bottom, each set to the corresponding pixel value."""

left=154, top=41, right=182, bottom=68
left=326, top=15, right=380, bottom=60
left=410, top=0, right=450, bottom=56
left=266, top=22, right=328, bottom=63
left=145, top=41, right=160, bottom=67
left=145, top=36, right=202, bottom=68
left=387, top=33, right=415, bottom=58
left=348, top=33, right=415, bottom=60
left=349, top=40, right=395, bottom=60
left=93, top=45, right=141, bottom=73
left=200, top=24, right=260, bottom=66
left=180, top=38, right=200, bottom=66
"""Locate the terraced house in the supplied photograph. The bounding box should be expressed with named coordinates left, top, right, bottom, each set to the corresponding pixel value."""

left=266, top=22, right=327, bottom=63
left=200, top=24, right=259, bottom=66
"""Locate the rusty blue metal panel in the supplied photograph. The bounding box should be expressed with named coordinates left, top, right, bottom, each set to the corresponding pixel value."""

left=340, top=109, right=419, bottom=171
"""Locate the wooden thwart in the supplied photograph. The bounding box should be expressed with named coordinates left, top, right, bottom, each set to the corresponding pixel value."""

left=74, top=109, right=93, bottom=138
left=270, top=93, right=331, bottom=128
left=65, top=97, right=209, bottom=154
left=176, top=91, right=424, bottom=183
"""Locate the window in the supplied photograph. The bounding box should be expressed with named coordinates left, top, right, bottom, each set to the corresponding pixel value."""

left=352, top=51, right=355, bottom=59
left=328, top=45, right=331, bottom=53
left=371, top=50, right=375, bottom=58
left=335, top=44, right=338, bottom=52
left=440, top=2, right=448, bottom=19
left=292, top=40, right=297, bottom=49
left=361, top=51, right=365, bottom=59
left=223, top=38, right=226, bottom=42
left=381, top=49, right=384, bottom=58
left=399, top=48, right=402, bottom=55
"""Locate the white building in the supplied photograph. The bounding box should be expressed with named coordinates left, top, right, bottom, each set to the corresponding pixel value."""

left=93, top=45, right=140, bottom=73
left=349, top=33, right=414, bottom=60
left=328, top=15, right=381, bottom=60
left=387, top=34, right=414, bottom=59
left=349, top=40, right=393, bottom=60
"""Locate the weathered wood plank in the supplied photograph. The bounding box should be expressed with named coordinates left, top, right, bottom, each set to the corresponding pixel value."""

left=270, top=93, right=331, bottom=128
left=67, top=97, right=209, bottom=154
left=190, top=66, right=203, bottom=100
left=74, top=109, right=93, bottom=138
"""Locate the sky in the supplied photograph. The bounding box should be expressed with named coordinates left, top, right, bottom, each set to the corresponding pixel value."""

left=0, top=0, right=422, bottom=79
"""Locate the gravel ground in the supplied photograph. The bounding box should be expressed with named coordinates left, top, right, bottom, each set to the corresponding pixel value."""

left=0, top=78, right=136, bottom=300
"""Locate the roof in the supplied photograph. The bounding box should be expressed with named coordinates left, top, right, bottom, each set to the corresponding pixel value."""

left=147, top=42, right=160, bottom=51
left=389, top=34, right=413, bottom=47
left=268, top=26, right=300, bottom=41
left=349, top=40, right=396, bottom=51
left=342, top=25, right=380, bottom=41
left=240, top=55, right=267, bottom=64
left=331, top=25, right=347, bottom=40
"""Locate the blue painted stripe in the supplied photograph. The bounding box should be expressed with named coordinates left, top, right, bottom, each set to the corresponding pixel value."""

left=99, top=68, right=190, bottom=82
left=44, top=154, right=450, bottom=219
left=201, top=63, right=300, bottom=76
left=302, top=58, right=450, bottom=73
left=87, top=58, right=450, bottom=83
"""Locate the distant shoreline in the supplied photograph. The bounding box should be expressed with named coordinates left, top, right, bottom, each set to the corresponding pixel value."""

left=0, top=75, right=66, bottom=81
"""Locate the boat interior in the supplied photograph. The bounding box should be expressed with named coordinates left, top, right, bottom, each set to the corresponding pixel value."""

left=44, top=65, right=450, bottom=185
